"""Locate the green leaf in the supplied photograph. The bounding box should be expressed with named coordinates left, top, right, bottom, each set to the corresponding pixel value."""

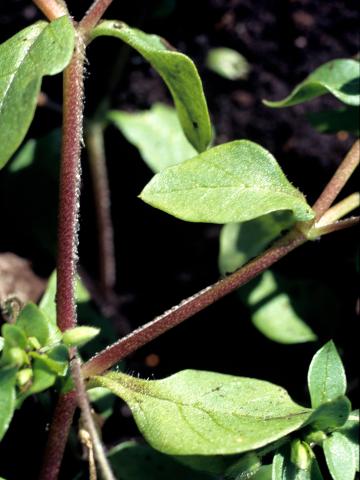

left=0, top=367, right=17, bottom=441
left=1, top=324, right=28, bottom=349
left=323, top=432, right=356, bottom=480
left=0, top=337, right=4, bottom=352
left=140, top=140, right=314, bottom=224
left=108, top=103, right=197, bottom=172
left=91, top=370, right=312, bottom=455
left=250, top=465, right=272, bottom=480
left=17, top=357, right=57, bottom=405
left=338, top=410, right=359, bottom=471
left=206, top=47, right=250, bottom=80
left=90, top=20, right=212, bottom=152
left=16, top=303, right=49, bottom=346
left=309, top=396, right=351, bottom=431
left=307, top=341, right=346, bottom=408
left=108, top=441, right=215, bottom=480
left=219, top=212, right=294, bottom=274
left=30, top=344, right=69, bottom=376
left=264, top=59, right=360, bottom=108
left=62, top=326, right=100, bottom=347
left=307, top=107, right=360, bottom=135
left=242, top=271, right=317, bottom=344
left=0, top=17, right=75, bottom=168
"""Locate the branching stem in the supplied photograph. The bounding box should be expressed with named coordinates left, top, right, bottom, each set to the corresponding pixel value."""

left=316, top=192, right=360, bottom=227
left=72, top=357, right=116, bottom=480
left=79, top=0, right=114, bottom=35
left=82, top=228, right=306, bottom=377
left=33, top=0, right=68, bottom=20
left=313, top=140, right=359, bottom=221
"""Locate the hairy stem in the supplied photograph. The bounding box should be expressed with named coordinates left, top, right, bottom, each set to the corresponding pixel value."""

left=316, top=192, right=360, bottom=227
left=38, top=391, right=78, bottom=480
left=85, top=123, right=116, bottom=296
left=82, top=228, right=306, bottom=377
left=56, top=35, right=85, bottom=332
left=72, top=357, right=116, bottom=480
left=312, top=140, right=359, bottom=221
left=79, top=0, right=114, bottom=35
left=33, top=0, right=68, bottom=20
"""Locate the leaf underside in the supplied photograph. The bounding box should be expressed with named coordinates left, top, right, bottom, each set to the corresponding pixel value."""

left=91, top=20, right=212, bottom=153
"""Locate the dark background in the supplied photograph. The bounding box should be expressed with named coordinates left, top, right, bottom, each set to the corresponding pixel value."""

left=0, top=1, right=359, bottom=478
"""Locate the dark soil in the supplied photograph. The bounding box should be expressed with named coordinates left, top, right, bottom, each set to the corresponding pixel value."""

left=0, top=1, right=359, bottom=479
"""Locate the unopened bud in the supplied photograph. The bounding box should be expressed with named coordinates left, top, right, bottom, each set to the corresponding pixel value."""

left=290, top=439, right=313, bottom=470
left=62, top=326, right=100, bottom=347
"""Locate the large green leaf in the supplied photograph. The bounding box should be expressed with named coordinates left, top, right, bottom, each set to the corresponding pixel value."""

left=264, top=59, right=360, bottom=108
left=107, top=441, right=215, bottom=480
left=307, top=341, right=346, bottom=408
left=108, top=103, right=197, bottom=172
left=309, top=396, right=351, bottom=431
left=323, top=432, right=356, bottom=480
left=0, top=367, right=17, bottom=441
left=0, top=17, right=75, bottom=168
left=140, top=140, right=314, bottom=224
left=243, top=271, right=317, bottom=344
left=90, top=20, right=211, bottom=152
left=91, top=370, right=312, bottom=455
left=219, top=212, right=294, bottom=274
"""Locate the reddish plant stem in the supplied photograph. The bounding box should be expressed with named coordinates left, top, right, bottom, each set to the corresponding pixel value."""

left=33, top=0, right=68, bottom=20
left=85, top=123, right=116, bottom=296
left=79, top=0, right=114, bottom=34
left=312, top=140, right=359, bottom=221
left=82, top=228, right=306, bottom=378
left=38, top=391, right=78, bottom=480
left=57, top=36, right=85, bottom=332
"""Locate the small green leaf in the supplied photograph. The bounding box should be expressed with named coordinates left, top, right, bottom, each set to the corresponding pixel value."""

left=323, top=432, right=356, bottom=480
left=307, top=107, right=360, bottom=135
left=16, top=303, right=49, bottom=346
left=91, top=370, right=312, bottom=455
left=140, top=140, right=314, bottom=224
left=1, top=324, right=28, bottom=349
left=241, top=271, right=317, bottom=344
left=30, top=345, right=68, bottom=376
left=219, top=212, right=294, bottom=274
left=16, top=368, right=33, bottom=387
left=17, top=357, right=57, bottom=404
left=0, top=367, right=17, bottom=441
left=307, top=341, right=346, bottom=408
left=338, top=410, right=359, bottom=472
left=91, top=21, right=211, bottom=152
left=108, top=441, right=215, bottom=480
left=63, top=326, right=100, bottom=347
left=264, top=59, right=360, bottom=108
left=0, top=17, right=75, bottom=168
left=206, top=47, right=250, bottom=80
left=108, top=103, right=197, bottom=172
left=309, top=396, right=351, bottom=431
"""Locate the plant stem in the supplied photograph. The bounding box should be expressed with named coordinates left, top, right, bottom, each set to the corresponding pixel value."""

left=310, top=216, right=359, bottom=238
left=38, top=391, right=78, bottom=480
left=72, top=357, right=116, bottom=480
left=316, top=192, right=360, bottom=227
left=57, top=35, right=85, bottom=332
left=85, top=123, right=116, bottom=296
left=312, top=140, right=359, bottom=221
left=33, top=0, right=68, bottom=20
left=82, top=228, right=306, bottom=377
left=79, top=0, right=114, bottom=35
